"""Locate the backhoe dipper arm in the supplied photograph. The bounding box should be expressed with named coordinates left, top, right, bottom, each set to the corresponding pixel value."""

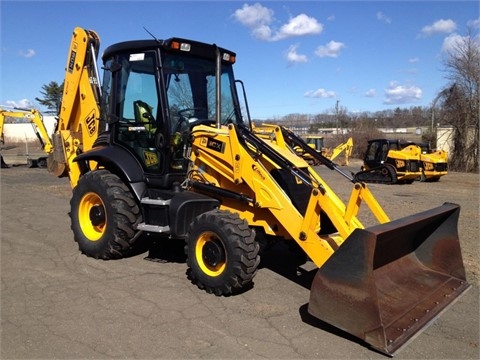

left=0, top=112, right=5, bottom=144
left=328, top=137, right=353, bottom=162
left=50, top=27, right=102, bottom=187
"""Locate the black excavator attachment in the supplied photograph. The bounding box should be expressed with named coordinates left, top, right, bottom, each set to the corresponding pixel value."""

left=308, top=202, right=470, bottom=356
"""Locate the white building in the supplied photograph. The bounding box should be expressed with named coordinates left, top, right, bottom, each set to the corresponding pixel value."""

left=2, top=116, right=57, bottom=143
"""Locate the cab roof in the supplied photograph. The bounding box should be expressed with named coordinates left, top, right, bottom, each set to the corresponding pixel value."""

left=102, top=38, right=236, bottom=62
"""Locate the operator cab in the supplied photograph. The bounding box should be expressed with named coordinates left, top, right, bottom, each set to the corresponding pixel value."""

left=100, top=38, right=243, bottom=186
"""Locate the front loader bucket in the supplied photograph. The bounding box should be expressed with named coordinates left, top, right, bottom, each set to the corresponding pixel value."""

left=308, top=202, right=470, bottom=356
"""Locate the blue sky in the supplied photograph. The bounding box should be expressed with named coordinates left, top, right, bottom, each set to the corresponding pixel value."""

left=1, top=0, right=479, bottom=119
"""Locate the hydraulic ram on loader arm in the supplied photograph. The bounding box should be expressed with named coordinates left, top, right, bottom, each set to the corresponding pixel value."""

left=188, top=122, right=470, bottom=355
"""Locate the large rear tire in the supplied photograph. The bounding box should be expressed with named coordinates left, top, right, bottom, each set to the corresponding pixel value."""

left=70, top=170, right=142, bottom=259
left=185, top=209, right=260, bottom=296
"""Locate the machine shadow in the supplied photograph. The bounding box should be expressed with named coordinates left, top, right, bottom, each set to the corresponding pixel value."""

left=258, top=240, right=316, bottom=290
left=259, top=240, right=379, bottom=355
left=132, top=234, right=187, bottom=263
left=298, top=304, right=379, bottom=355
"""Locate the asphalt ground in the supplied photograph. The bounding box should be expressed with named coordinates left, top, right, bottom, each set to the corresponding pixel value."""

left=1, top=161, right=479, bottom=359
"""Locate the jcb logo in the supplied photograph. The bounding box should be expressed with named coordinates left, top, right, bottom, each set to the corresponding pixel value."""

left=143, top=151, right=159, bottom=167
left=395, top=160, right=405, bottom=168
left=85, top=112, right=96, bottom=137
left=423, top=162, right=434, bottom=171
left=68, top=45, right=77, bottom=73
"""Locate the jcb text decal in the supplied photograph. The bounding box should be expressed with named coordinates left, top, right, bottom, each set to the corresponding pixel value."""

left=423, top=162, right=434, bottom=171
left=206, top=138, right=225, bottom=153
left=68, top=43, right=77, bottom=73
left=85, top=111, right=96, bottom=137
left=144, top=151, right=159, bottom=167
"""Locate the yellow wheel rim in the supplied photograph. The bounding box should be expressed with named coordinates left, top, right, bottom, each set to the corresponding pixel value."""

left=78, top=192, right=106, bottom=241
left=195, top=231, right=226, bottom=277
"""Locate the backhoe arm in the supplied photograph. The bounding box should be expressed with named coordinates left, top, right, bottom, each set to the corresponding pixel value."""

left=0, top=107, right=53, bottom=153
left=49, top=27, right=103, bottom=187
left=0, top=112, right=5, bottom=144
left=328, top=137, right=353, bottom=164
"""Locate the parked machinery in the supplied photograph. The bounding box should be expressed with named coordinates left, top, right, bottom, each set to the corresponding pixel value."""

left=0, top=107, right=53, bottom=168
left=358, top=138, right=423, bottom=183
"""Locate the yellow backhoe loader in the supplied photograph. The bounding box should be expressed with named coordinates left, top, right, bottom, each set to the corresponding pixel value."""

left=323, top=136, right=353, bottom=165
left=47, top=27, right=470, bottom=356
left=0, top=107, right=54, bottom=168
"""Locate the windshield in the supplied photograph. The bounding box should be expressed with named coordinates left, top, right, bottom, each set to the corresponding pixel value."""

left=162, top=53, right=242, bottom=132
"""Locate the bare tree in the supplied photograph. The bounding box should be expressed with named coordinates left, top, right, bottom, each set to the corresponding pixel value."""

left=439, top=28, right=479, bottom=172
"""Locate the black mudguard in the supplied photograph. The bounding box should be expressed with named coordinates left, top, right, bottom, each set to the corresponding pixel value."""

left=169, top=191, right=220, bottom=237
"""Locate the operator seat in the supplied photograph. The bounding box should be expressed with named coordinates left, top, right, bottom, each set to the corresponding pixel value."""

left=134, top=100, right=156, bottom=133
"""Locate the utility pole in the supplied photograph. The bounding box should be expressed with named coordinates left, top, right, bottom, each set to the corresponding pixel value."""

left=431, top=93, right=441, bottom=133
left=335, top=100, right=339, bottom=134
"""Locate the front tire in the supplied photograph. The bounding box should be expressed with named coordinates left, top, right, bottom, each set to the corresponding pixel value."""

left=186, top=209, right=260, bottom=296
left=70, top=170, right=142, bottom=259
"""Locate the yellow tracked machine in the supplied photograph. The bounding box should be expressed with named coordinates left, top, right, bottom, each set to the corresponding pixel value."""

left=48, top=27, right=470, bottom=355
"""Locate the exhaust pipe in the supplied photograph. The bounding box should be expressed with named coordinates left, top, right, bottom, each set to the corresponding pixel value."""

left=308, top=202, right=470, bottom=355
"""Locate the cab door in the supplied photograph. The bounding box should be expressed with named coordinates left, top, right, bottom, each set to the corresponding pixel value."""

left=107, top=50, right=166, bottom=173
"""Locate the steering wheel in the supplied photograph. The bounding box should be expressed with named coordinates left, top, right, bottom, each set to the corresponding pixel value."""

left=176, top=107, right=214, bottom=131
left=178, top=108, right=203, bottom=119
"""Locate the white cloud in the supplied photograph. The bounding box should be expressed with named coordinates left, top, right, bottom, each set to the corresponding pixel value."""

left=408, top=57, right=419, bottom=63
left=384, top=82, right=422, bottom=104
left=365, top=89, right=376, bottom=98
left=304, top=88, right=336, bottom=98
left=376, top=11, right=392, bottom=24
left=314, top=41, right=345, bottom=58
left=4, top=99, right=33, bottom=108
left=441, top=33, right=466, bottom=53
left=272, top=14, right=323, bottom=41
left=19, top=49, right=36, bottom=58
left=420, top=19, right=456, bottom=37
left=233, top=3, right=273, bottom=28
left=286, top=45, right=308, bottom=63
left=467, top=18, right=480, bottom=29
left=252, top=25, right=273, bottom=41
left=232, top=3, right=322, bottom=41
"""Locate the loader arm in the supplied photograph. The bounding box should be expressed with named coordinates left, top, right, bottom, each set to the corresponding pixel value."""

left=49, top=27, right=103, bottom=187
left=265, top=124, right=390, bottom=224
left=189, top=123, right=389, bottom=267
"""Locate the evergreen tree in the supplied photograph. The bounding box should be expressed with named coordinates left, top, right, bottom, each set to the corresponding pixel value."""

left=35, top=81, right=64, bottom=115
